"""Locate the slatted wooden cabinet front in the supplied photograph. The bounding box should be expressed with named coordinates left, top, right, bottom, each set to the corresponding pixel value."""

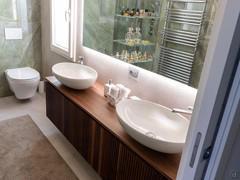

left=46, top=82, right=168, bottom=180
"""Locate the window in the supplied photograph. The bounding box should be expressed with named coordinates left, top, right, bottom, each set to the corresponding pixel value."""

left=51, top=0, right=76, bottom=59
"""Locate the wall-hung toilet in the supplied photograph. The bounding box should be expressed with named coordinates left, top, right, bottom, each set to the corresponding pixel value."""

left=5, top=67, right=40, bottom=100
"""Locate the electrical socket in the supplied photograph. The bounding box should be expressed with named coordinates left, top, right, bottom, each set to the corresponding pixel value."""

left=128, top=66, right=139, bottom=80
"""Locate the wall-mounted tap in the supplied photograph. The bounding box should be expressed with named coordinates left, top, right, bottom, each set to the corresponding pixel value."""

left=172, top=107, right=193, bottom=115
left=74, top=56, right=84, bottom=65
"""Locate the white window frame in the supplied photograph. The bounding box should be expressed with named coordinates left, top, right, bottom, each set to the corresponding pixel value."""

left=50, top=0, right=77, bottom=59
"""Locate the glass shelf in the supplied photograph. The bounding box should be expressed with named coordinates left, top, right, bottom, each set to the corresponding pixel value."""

left=113, top=55, right=153, bottom=64
left=131, top=59, right=153, bottom=64
left=115, top=14, right=160, bottom=20
left=113, top=39, right=155, bottom=47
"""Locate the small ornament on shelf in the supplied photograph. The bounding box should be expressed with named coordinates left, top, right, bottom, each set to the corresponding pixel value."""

left=125, top=27, right=134, bottom=44
left=134, top=27, right=142, bottom=44
left=120, top=8, right=156, bottom=17
left=116, top=49, right=153, bottom=63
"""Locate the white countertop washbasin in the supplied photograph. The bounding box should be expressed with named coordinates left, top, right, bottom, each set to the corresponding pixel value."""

left=52, top=62, right=98, bottom=90
left=116, top=99, right=190, bottom=154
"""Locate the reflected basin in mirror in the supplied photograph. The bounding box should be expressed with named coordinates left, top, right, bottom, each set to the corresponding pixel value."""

left=116, top=99, right=190, bottom=154
left=52, top=62, right=98, bottom=90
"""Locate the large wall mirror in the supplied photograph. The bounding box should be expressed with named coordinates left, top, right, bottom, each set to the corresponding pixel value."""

left=83, top=0, right=215, bottom=88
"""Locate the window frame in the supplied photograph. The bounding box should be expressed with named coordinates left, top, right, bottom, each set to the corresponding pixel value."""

left=50, top=0, right=76, bottom=59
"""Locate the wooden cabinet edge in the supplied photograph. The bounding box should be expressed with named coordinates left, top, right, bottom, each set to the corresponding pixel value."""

left=45, top=80, right=176, bottom=180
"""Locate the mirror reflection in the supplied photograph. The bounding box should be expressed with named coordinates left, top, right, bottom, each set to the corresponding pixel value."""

left=83, top=0, right=214, bottom=88
left=0, top=0, right=18, bottom=21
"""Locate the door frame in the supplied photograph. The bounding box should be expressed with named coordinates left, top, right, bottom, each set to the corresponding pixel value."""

left=177, top=0, right=240, bottom=179
left=205, top=44, right=240, bottom=180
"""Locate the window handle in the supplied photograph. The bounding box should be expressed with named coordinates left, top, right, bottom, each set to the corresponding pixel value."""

left=65, top=9, right=71, bottom=22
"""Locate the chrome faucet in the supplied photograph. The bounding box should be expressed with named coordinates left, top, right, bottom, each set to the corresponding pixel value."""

left=172, top=106, right=193, bottom=115
left=74, top=56, right=84, bottom=64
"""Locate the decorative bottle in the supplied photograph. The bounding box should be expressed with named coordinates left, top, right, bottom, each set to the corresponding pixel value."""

left=134, top=27, right=142, bottom=44
left=125, top=27, right=134, bottom=45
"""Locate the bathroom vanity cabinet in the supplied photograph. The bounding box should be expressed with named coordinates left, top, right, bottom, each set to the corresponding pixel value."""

left=45, top=76, right=180, bottom=180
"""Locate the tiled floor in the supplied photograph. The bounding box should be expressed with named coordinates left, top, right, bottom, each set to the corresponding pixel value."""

left=0, top=93, right=101, bottom=180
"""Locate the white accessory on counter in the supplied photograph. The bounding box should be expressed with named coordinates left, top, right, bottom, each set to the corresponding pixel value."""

left=107, top=95, right=117, bottom=106
left=109, top=85, right=120, bottom=99
left=107, top=85, right=120, bottom=107
left=104, top=79, right=112, bottom=97
left=116, top=84, right=131, bottom=100
left=104, top=82, right=131, bottom=107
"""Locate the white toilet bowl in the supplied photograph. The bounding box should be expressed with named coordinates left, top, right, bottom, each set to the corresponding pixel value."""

left=5, top=67, right=40, bottom=100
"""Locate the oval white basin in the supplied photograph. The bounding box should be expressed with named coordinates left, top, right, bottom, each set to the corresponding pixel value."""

left=52, top=62, right=98, bottom=90
left=116, top=99, right=190, bottom=154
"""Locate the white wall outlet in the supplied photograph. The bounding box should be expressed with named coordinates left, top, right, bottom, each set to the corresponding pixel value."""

left=5, top=28, right=23, bottom=40
left=128, top=66, right=140, bottom=81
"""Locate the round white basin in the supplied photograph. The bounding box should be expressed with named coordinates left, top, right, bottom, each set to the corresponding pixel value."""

left=116, top=99, right=190, bottom=154
left=52, top=62, right=98, bottom=90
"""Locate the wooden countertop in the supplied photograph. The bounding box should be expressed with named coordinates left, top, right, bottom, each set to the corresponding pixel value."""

left=46, top=76, right=180, bottom=180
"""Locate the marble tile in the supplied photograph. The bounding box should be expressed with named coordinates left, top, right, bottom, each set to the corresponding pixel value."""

left=0, top=0, right=42, bottom=97
left=83, top=0, right=116, bottom=55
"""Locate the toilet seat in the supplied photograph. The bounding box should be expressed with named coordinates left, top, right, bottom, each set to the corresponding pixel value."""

left=6, top=67, right=40, bottom=80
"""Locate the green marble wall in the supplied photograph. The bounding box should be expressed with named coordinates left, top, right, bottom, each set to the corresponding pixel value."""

left=83, top=0, right=116, bottom=55
left=190, top=0, right=219, bottom=88
left=0, top=0, right=42, bottom=97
